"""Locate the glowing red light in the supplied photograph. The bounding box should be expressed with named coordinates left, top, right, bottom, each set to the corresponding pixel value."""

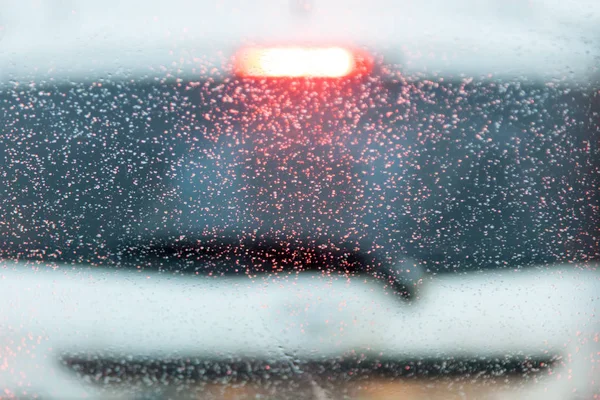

left=234, top=46, right=371, bottom=78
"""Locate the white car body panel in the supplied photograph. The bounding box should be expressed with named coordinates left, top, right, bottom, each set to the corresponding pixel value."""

left=0, top=0, right=599, bottom=84
left=1, top=262, right=599, bottom=398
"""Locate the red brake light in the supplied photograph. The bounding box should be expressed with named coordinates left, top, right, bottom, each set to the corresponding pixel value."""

left=234, top=46, right=372, bottom=78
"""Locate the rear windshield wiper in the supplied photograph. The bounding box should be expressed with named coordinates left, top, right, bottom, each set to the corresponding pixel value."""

left=116, top=235, right=424, bottom=300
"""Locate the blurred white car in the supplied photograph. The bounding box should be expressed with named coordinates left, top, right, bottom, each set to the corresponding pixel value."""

left=1, top=1, right=599, bottom=399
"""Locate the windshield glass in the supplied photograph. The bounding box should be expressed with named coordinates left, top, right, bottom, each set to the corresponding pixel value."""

left=1, top=1, right=599, bottom=399
left=1, top=79, right=597, bottom=271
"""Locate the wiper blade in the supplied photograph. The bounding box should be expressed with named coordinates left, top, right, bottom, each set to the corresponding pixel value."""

left=117, top=235, right=423, bottom=300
